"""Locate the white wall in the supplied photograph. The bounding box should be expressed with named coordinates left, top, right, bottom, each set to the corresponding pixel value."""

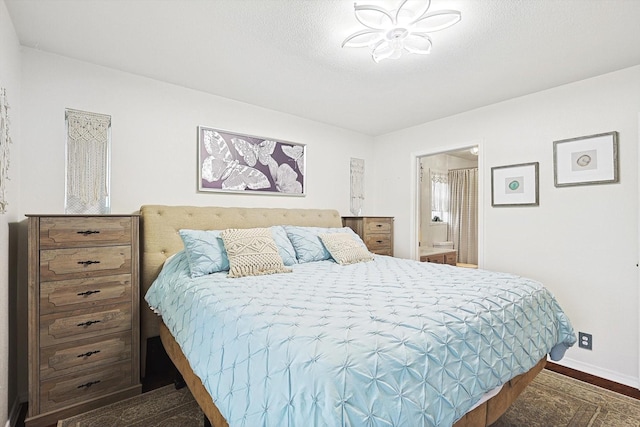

left=17, top=48, right=374, bottom=399
left=373, top=65, right=640, bottom=387
left=11, top=9, right=640, bottom=416
left=0, top=1, right=21, bottom=424
left=19, top=48, right=375, bottom=216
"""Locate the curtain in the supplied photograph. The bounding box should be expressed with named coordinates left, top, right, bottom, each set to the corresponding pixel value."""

left=448, top=168, right=478, bottom=264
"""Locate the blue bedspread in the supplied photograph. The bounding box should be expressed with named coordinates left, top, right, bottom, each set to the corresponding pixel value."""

left=146, top=253, right=575, bottom=427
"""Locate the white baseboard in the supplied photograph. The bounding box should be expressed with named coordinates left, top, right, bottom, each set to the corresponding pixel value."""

left=555, top=356, right=640, bottom=389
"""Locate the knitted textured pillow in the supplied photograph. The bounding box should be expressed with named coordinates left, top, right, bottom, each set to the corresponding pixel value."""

left=221, top=228, right=292, bottom=278
left=319, top=233, right=374, bottom=265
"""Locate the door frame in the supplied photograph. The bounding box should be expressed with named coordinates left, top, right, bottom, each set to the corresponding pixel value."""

left=409, top=140, right=485, bottom=267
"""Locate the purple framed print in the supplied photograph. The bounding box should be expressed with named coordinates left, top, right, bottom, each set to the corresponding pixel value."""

left=198, top=126, right=306, bottom=196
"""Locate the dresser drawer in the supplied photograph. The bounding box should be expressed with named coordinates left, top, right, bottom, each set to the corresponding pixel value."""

left=40, top=332, right=132, bottom=381
left=364, top=218, right=392, bottom=233
left=371, top=248, right=393, bottom=256
left=421, top=254, right=445, bottom=263
left=40, top=246, right=131, bottom=281
left=40, top=274, right=132, bottom=315
left=40, top=303, right=132, bottom=347
left=39, top=217, right=132, bottom=249
left=39, top=361, right=132, bottom=413
left=444, top=252, right=457, bottom=266
left=421, top=251, right=457, bottom=265
left=364, top=233, right=391, bottom=251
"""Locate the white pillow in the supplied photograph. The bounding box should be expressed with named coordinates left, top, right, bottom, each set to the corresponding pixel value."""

left=319, top=233, right=374, bottom=265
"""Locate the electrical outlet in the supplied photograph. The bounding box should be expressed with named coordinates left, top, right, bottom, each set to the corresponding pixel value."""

left=578, top=332, right=592, bottom=350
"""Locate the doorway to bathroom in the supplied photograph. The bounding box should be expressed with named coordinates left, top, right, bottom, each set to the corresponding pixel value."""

left=417, top=147, right=479, bottom=267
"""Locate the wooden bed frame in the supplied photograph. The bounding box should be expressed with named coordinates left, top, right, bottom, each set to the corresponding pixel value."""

left=139, top=205, right=545, bottom=427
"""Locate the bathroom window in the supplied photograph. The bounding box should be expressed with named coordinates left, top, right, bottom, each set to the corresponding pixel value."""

left=431, top=171, right=449, bottom=223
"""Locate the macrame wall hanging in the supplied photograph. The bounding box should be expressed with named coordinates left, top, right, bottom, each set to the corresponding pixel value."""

left=0, top=87, right=11, bottom=214
left=350, top=158, right=364, bottom=216
left=65, top=109, right=111, bottom=214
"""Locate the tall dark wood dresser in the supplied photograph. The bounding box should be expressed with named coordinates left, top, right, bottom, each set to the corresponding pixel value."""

left=25, top=214, right=141, bottom=427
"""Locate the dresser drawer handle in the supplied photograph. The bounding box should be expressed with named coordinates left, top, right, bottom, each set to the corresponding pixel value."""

left=77, top=230, right=100, bottom=236
left=77, top=290, right=101, bottom=297
left=77, top=260, right=101, bottom=266
left=77, top=380, right=100, bottom=389
left=77, top=320, right=101, bottom=327
left=77, top=350, right=101, bottom=358
left=376, top=240, right=384, bottom=243
left=376, top=224, right=383, bottom=227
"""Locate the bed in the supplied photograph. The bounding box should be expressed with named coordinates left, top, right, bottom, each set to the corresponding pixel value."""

left=139, top=205, right=575, bottom=427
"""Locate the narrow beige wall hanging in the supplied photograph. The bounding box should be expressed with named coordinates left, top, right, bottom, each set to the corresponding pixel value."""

left=65, top=108, right=111, bottom=214
left=0, top=87, right=11, bottom=214
left=350, top=158, right=364, bottom=215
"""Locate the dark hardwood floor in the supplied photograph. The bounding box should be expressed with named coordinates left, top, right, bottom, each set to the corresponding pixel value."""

left=15, top=355, right=638, bottom=427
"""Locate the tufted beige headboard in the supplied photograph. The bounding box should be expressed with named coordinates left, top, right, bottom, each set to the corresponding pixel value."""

left=138, top=205, right=342, bottom=376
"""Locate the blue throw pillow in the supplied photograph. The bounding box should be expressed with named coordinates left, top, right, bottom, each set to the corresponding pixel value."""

left=284, top=226, right=366, bottom=263
left=270, top=226, right=298, bottom=266
left=179, top=229, right=229, bottom=277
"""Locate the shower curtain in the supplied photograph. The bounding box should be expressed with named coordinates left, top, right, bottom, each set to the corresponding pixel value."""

left=448, top=167, right=478, bottom=265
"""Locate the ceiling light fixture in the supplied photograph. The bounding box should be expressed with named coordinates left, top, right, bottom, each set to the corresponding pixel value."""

left=342, top=0, right=461, bottom=63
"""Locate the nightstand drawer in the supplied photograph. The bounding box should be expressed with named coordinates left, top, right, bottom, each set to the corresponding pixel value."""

left=364, top=219, right=392, bottom=233
left=372, top=248, right=393, bottom=256
left=40, top=274, right=132, bottom=315
left=39, top=217, right=132, bottom=249
left=39, top=361, right=132, bottom=413
left=40, top=303, right=132, bottom=347
left=40, top=332, right=132, bottom=380
left=364, top=233, right=391, bottom=251
left=40, top=246, right=131, bottom=281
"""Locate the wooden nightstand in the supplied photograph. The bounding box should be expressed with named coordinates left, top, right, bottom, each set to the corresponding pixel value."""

left=342, top=216, right=394, bottom=256
left=26, top=215, right=142, bottom=427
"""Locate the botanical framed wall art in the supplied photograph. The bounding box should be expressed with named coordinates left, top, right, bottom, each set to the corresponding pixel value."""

left=198, top=126, right=305, bottom=195
left=553, top=131, right=618, bottom=187
left=491, top=162, right=539, bottom=207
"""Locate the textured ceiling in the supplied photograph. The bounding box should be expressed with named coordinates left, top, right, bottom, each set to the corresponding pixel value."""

left=6, top=0, right=640, bottom=136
